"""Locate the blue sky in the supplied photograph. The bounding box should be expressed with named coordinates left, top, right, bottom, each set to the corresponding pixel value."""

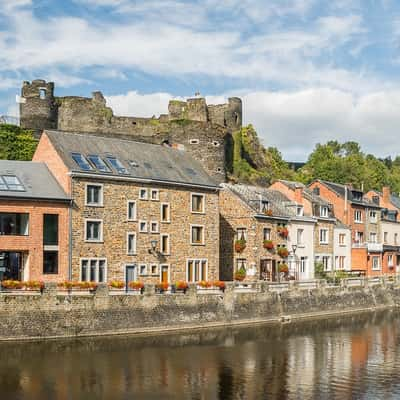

left=1, top=0, right=400, bottom=161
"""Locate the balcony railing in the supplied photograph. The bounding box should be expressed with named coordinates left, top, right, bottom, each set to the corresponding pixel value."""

left=352, top=242, right=383, bottom=252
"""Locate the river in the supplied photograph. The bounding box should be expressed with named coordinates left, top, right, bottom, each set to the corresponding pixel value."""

left=1, top=311, right=400, bottom=399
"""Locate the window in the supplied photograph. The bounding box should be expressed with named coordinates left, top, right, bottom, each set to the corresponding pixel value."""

left=85, top=220, right=102, bottom=242
left=127, top=232, right=136, bottom=255
left=395, top=234, right=398, bottom=245
left=127, top=201, right=137, bottom=221
left=296, top=206, right=303, bottom=216
left=0, top=213, right=29, bottom=235
left=187, top=259, right=208, bottom=282
left=352, top=191, right=362, bottom=201
left=384, top=232, right=388, bottom=243
left=191, top=193, right=205, bottom=213
left=105, top=156, right=129, bottom=174
left=85, top=184, right=103, bottom=206
left=297, top=229, right=304, bottom=246
left=43, top=214, right=58, bottom=246
left=339, top=233, right=346, bottom=245
left=71, top=153, right=93, bottom=171
left=160, top=234, right=170, bottom=254
left=80, top=258, right=106, bottom=282
left=139, top=264, right=148, bottom=276
left=319, top=229, right=328, bottom=244
left=355, top=231, right=364, bottom=244
left=388, top=254, right=394, bottom=267
left=300, top=257, right=307, bottom=273
left=87, top=155, right=111, bottom=173
left=369, top=210, right=377, bottom=223
left=150, top=189, right=159, bottom=201
left=263, top=228, right=271, bottom=241
left=189, top=139, right=199, bottom=145
left=43, top=251, right=58, bottom=274
left=1, top=176, right=25, bottom=191
left=354, top=210, right=363, bottom=223
left=337, top=256, right=345, bottom=270
left=191, top=225, right=204, bottom=245
left=236, top=228, right=247, bottom=241
left=320, top=206, right=329, bottom=217
left=150, top=264, right=158, bottom=275
left=369, top=232, right=377, bottom=243
left=236, top=258, right=247, bottom=271
left=161, top=203, right=170, bottom=223
left=322, top=256, right=330, bottom=271
left=260, top=200, right=270, bottom=214
left=39, top=88, right=46, bottom=99
left=139, top=188, right=148, bottom=200
left=139, top=221, right=148, bottom=233
left=150, top=221, right=159, bottom=233
left=372, top=256, right=380, bottom=271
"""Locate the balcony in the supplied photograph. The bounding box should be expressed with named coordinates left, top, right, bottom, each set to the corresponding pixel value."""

left=367, top=242, right=383, bottom=252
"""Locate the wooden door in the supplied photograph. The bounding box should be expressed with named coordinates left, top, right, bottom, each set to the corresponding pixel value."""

left=125, top=264, right=137, bottom=288
left=161, top=265, right=169, bottom=283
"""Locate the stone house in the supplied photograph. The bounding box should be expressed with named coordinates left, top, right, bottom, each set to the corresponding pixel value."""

left=219, top=184, right=315, bottom=281
left=270, top=180, right=352, bottom=273
left=309, top=180, right=383, bottom=276
left=33, top=130, right=220, bottom=284
left=0, top=160, right=70, bottom=282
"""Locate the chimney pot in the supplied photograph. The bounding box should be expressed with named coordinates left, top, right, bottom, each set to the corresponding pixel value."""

left=383, top=186, right=391, bottom=203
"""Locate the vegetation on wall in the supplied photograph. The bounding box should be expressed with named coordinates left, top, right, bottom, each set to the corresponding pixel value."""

left=0, top=124, right=37, bottom=161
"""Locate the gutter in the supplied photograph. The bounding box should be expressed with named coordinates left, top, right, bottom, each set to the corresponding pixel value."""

left=0, top=196, right=71, bottom=204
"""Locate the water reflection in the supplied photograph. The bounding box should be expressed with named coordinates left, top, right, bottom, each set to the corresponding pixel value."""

left=1, top=312, right=400, bottom=399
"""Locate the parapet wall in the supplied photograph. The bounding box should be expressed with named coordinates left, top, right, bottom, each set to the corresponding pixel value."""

left=0, top=277, right=399, bottom=341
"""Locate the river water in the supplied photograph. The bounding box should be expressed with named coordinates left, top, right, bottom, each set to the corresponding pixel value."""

left=1, top=311, right=400, bottom=399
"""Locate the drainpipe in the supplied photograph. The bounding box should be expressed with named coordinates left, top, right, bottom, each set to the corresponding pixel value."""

left=344, top=185, right=348, bottom=225
left=68, top=176, right=73, bottom=281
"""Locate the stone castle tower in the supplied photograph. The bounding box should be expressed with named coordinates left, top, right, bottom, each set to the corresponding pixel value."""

left=19, top=80, right=242, bottom=181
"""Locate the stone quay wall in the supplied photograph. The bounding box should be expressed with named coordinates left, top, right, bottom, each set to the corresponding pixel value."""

left=0, top=277, right=400, bottom=341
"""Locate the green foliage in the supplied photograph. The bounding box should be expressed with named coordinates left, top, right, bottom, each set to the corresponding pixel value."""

left=0, top=124, right=38, bottom=161
left=314, top=262, right=327, bottom=279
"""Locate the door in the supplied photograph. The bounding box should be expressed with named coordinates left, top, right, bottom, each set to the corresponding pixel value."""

left=160, top=265, right=169, bottom=283
left=260, top=259, right=270, bottom=280
left=0, top=252, right=22, bottom=280
left=125, top=264, right=137, bottom=289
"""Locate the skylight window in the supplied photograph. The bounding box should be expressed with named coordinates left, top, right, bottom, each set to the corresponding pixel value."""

left=106, top=157, right=129, bottom=175
left=71, top=153, right=93, bottom=171
left=0, top=176, right=25, bottom=191
left=87, top=155, right=111, bottom=173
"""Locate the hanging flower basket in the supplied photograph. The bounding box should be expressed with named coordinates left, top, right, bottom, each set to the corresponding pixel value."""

left=234, top=268, right=246, bottom=281
left=263, top=240, right=274, bottom=250
left=234, top=239, right=246, bottom=253
left=279, top=263, right=289, bottom=273
left=277, top=227, right=289, bottom=238
left=277, top=247, right=289, bottom=258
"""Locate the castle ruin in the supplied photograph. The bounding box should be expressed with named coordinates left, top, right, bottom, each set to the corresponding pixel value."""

left=20, top=79, right=243, bottom=181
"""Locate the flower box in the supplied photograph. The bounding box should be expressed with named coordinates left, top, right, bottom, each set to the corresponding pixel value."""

left=174, top=281, right=189, bottom=293
left=109, top=280, right=125, bottom=290
left=155, top=282, right=169, bottom=293
left=128, top=281, right=144, bottom=293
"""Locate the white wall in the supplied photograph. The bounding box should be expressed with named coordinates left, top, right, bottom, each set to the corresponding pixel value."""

left=333, top=227, right=352, bottom=271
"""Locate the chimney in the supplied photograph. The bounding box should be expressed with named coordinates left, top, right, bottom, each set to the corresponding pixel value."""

left=295, top=186, right=303, bottom=204
left=383, top=186, right=391, bottom=203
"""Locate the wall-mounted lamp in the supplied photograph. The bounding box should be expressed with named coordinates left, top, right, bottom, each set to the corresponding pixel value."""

left=291, top=244, right=298, bottom=254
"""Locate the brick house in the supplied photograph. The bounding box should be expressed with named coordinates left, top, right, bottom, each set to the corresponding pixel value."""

left=270, top=180, right=352, bottom=273
left=309, top=180, right=383, bottom=276
left=0, top=160, right=70, bottom=282
left=33, top=130, right=220, bottom=284
left=220, top=183, right=315, bottom=281
left=365, top=187, right=400, bottom=272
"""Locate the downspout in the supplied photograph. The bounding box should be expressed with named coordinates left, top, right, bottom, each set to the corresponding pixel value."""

left=344, top=185, right=348, bottom=225
left=68, top=176, right=73, bottom=281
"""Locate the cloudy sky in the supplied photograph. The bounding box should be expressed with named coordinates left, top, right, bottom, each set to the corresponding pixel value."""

left=1, top=0, right=400, bottom=161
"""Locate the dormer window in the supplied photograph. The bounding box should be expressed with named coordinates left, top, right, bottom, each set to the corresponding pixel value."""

left=320, top=206, right=329, bottom=218
left=260, top=200, right=270, bottom=214
left=352, top=191, right=362, bottom=201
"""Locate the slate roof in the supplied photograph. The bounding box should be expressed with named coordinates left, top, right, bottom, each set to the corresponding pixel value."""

left=0, top=160, right=70, bottom=201
left=222, top=183, right=315, bottom=221
left=44, top=130, right=219, bottom=189
left=277, top=180, right=331, bottom=206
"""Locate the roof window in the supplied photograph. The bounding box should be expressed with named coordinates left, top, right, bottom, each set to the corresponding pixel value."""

left=71, top=153, right=93, bottom=171
left=87, top=155, right=111, bottom=173
left=106, top=156, right=129, bottom=175
left=0, top=175, right=25, bottom=191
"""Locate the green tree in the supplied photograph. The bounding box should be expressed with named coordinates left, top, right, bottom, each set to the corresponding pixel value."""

left=0, top=124, right=38, bottom=161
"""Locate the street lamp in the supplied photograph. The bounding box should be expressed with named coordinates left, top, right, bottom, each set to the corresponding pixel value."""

left=291, top=244, right=298, bottom=280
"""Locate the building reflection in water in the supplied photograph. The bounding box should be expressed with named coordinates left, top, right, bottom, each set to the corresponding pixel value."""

left=2, top=312, right=400, bottom=399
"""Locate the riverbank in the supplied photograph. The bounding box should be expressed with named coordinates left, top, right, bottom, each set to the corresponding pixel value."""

left=0, top=277, right=399, bottom=342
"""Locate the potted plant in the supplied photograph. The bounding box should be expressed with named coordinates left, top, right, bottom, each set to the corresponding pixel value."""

left=234, top=239, right=246, bottom=253
left=57, top=281, right=74, bottom=292
left=109, top=280, right=125, bottom=290
left=213, top=281, right=226, bottom=292
left=129, top=281, right=145, bottom=294
left=24, top=280, right=45, bottom=292
left=198, top=280, right=212, bottom=288
left=277, top=247, right=289, bottom=258
left=155, top=282, right=169, bottom=293
left=279, top=263, right=289, bottom=274
left=234, top=266, right=246, bottom=281
left=175, top=281, right=189, bottom=293
left=277, top=227, right=289, bottom=238
left=264, top=209, right=273, bottom=216
left=263, top=240, right=274, bottom=250
left=1, top=280, right=23, bottom=290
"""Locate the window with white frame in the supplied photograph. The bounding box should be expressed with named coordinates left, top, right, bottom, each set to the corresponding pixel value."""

left=139, top=188, right=148, bottom=200
left=85, top=220, right=103, bottom=242
left=263, top=228, right=271, bottom=241
left=372, top=256, right=380, bottom=270
left=384, top=232, right=388, bottom=243
left=80, top=258, right=106, bottom=282
left=296, top=206, right=303, bottom=216
left=127, top=232, right=136, bottom=255
left=300, top=257, right=307, bottom=273
left=369, top=232, right=377, bottom=243
left=322, top=256, right=330, bottom=271
left=339, top=233, right=346, bottom=245
left=319, top=229, right=328, bottom=244
left=355, top=231, right=364, bottom=244
left=191, top=225, right=204, bottom=245
left=150, top=221, right=159, bottom=233
left=161, top=203, right=170, bottom=223
left=354, top=210, right=363, bottom=223
left=320, top=206, right=329, bottom=217
left=336, top=256, right=345, bottom=270
left=236, top=227, right=247, bottom=241
left=150, top=264, right=158, bottom=275
left=160, top=234, right=170, bottom=254
left=395, top=233, right=398, bottom=245
left=388, top=254, right=394, bottom=267
left=139, top=264, right=148, bottom=276
left=127, top=201, right=137, bottom=221
left=187, top=259, right=207, bottom=282
left=369, top=210, right=377, bottom=223
left=150, top=189, right=159, bottom=201
left=85, top=184, right=103, bottom=206
left=236, top=258, right=247, bottom=271
left=139, top=221, right=148, bottom=233
left=191, top=193, right=205, bottom=213
left=297, top=229, right=304, bottom=246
